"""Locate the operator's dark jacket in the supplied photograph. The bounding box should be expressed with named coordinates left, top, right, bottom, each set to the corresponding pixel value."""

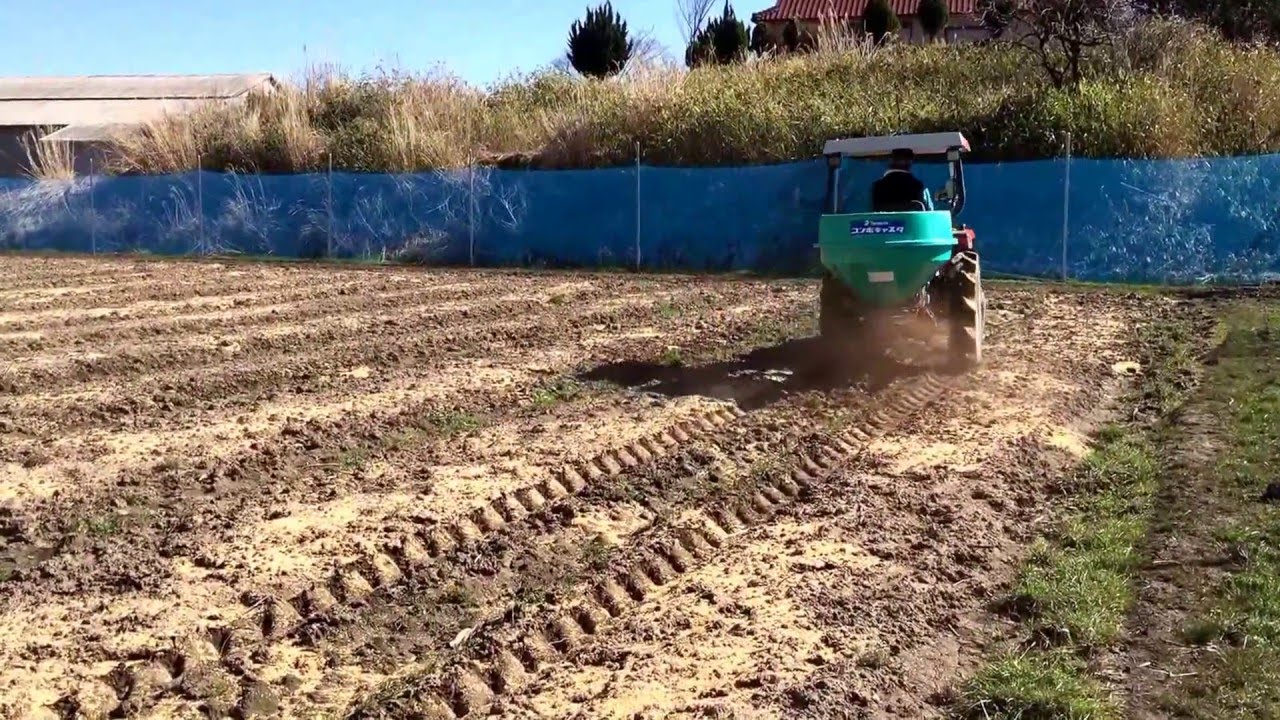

left=871, top=169, right=929, bottom=212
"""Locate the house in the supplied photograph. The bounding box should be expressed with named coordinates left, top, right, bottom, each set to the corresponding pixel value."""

left=751, top=0, right=989, bottom=45
left=0, top=73, right=278, bottom=177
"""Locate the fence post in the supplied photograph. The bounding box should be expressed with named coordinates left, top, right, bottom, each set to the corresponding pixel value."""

left=196, top=153, right=204, bottom=255
left=634, top=142, right=641, bottom=271
left=468, top=160, right=476, bottom=267
left=1062, top=131, right=1071, bottom=281
left=327, top=152, right=334, bottom=259
left=89, top=158, right=97, bottom=255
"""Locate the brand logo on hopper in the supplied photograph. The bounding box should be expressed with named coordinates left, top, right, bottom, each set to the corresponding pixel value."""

left=850, top=219, right=906, bottom=236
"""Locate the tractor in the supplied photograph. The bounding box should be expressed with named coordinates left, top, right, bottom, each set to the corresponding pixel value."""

left=816, top=131, right=985, bottom=366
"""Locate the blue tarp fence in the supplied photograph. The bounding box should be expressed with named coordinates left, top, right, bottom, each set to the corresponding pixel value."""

left=2, top=154, right=1279, bottom=283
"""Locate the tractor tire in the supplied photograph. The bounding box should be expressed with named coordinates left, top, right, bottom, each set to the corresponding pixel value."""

left=819, top=272, right=861, bottom=341
left=948, top=251, right=985, bottom=366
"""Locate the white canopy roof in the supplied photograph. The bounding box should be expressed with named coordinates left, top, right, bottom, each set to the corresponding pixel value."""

left=0, top=74, right=276, bottom=144
left=823, top=132, right=970, bottom=158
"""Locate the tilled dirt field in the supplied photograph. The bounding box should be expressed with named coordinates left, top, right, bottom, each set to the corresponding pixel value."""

left=0, top=255, right=1177, bottom=719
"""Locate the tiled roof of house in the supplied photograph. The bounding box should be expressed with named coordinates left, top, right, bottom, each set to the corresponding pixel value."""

left=752, top=0, right=978, bottom=21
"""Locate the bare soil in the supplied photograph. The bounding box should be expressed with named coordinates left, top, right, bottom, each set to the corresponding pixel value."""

left=0, top=256, right=1175, bottom=719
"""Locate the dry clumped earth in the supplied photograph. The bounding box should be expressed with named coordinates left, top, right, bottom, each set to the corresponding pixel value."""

left=0, top=255, right=1177, bottom=719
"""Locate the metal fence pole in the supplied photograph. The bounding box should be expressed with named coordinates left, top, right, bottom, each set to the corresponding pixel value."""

left=196, top=153, right=205, bottom=255
left=327, top=152, right=334, bottom=258
left=634, top=142, right=641, bottom=271
left=89, top=158, right=97, bottom=255
left=468, top=160, right=476, bottom=267
left=1062, top=131, right=1072, bottom=281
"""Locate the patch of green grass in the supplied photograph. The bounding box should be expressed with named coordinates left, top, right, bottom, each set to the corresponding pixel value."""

left=961, top=651, right=1117, bottom=720
left=1001, top=411, right=1162, bottom=649
left=416, top=409, right=485, bottom=436
left=857, top=646, right=892, bottom=670
left=1010, top=429, right=1158, bottom=647
left=339, top=447, right=369, bottom=472
left=80, top=514, right=122, bottom=536
left=1164, top=303, right=1280, bottom=718
left=659, top=347, right=684, bottom=367
left=153, top=455, right=184, bottom=472
left=1169, top=645, right=1280, bottom=718
left=1140, top=318, right=1206, bottom=418
left=962, top=316, right=1201, bottom=718
left=745, top=319, right=797, bottom=349
left=383, top=427, right=425, bottom=452
left=748, top=455, right=782, bottom=484
left=514, top=585, right=550, bottom=609
left=532, top=379, right=582, bottom=408
left=1206, top=520, right=1280, bottom=644
left=580, top=536, right=611, bottom=572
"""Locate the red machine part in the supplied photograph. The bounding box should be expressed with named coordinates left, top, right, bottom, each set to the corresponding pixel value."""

left=953, top=228, right=975, bottom=251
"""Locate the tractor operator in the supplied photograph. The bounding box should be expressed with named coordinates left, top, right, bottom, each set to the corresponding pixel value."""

left=871, top=148, right=934, bottom=212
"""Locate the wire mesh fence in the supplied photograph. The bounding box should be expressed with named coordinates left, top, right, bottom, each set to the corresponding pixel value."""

left=2, top=141, right=1279, bottom=284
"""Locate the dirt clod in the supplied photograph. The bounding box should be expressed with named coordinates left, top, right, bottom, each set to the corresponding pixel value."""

left=1261, top=482, right=1280, bottom=503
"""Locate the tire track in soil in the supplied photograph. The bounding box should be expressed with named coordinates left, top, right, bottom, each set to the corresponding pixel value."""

left=45, top=317, right=875, bottom=716
left=0, top=272, right=389, bottom=313
left=488, top=290, right=1149, bottom=720
left=0, top=263, right=170, bottom=290
left=339, top=370, right=953, bottom=720
left=131, top=302, right=1043, bottom=719
left=0, top=263, right=431, bottom=304
left=0, top=278, right=480, bottom=354
left=2, top=262, right=1029, bottom=712
left=0, top=258, right=400, bottom=296
left=74, top=397, right=757, bottom=718
left=0, top=294, right=814, bottom=648
left=0, top=276, right=545, bottom=357
left=0, top=265, right=575, bottom=338
left=1, top=387, right=696, bottom=708
left=1, top=310, right=810, bottom=517
left=326, top=294, right=1050, bottom=719
left=1, top=299, right=808, bottom=539
left=74, top=343, right=885, bottom=718
left=4, top=284, right=787, bottom=439
left=1, top=290, right=814, bottom=548
left=0, top=268, right=796, bottom=352
left=62, top=294, right=1041, bottom=718
left=22, top=280, right=1029, bottom=712
left=0, top=278, right=388, bottom=331
left=0, top=277, right=176, bottom=304
left=2, top=281, right=610, bottom=392
left=0, top=273, right=591, bottom=356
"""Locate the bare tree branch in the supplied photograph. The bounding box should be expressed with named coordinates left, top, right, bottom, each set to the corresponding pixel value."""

left=983, top=0, right=1135, bottom=87
left=676, top=0, right=718, bottom=45
left=630, top=29, right=670, bottom=67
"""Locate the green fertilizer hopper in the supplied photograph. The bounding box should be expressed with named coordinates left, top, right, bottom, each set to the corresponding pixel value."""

left=817, top=132, right=986, bottom=365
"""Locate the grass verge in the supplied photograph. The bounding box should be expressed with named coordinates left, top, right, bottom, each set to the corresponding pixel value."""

left=1162, top=303, right=1280, bottom=718
left=958, top=314, right=1204, bottom=719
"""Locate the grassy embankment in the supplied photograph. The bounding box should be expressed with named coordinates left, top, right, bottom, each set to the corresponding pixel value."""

left=53, top=19, right=1280, bottom=178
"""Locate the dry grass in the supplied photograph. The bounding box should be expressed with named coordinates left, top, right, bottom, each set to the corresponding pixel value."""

left=103, top=19, right=1280, bottom=174
left=20, top=128, right=77, bottom=181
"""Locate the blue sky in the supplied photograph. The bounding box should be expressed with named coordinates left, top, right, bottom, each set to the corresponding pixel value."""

left=0, top=0, right=739, bottom=87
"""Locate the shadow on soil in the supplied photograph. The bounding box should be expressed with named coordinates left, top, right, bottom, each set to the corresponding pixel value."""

left=579, top=335, right=939, bottom=411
